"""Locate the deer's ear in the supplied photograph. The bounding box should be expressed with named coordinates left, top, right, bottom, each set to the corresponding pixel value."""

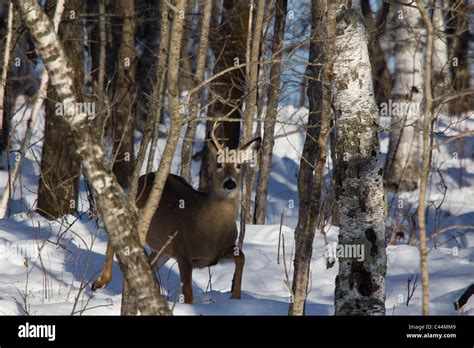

left=239, top=137, right=262, bottom=152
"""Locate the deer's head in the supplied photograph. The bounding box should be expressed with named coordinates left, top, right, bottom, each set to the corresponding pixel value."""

left=208, top=122, right=261, bottom=199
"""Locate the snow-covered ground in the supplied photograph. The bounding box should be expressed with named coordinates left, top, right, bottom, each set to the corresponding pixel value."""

left=0, top=97, right=473, bottom=315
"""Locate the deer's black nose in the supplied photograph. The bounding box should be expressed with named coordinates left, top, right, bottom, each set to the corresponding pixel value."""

left=223, top=179, right=237, bottom=191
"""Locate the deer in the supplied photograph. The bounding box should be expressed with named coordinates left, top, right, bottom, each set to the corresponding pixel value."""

left=92, top=122, right=261, bottom=304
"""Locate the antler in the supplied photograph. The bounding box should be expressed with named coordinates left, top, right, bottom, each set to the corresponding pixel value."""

left=210, top=121, right=225, bottom=152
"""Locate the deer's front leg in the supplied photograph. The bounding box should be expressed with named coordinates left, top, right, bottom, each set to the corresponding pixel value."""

left=177, top=258, right=194, bottom=304
left=92, top=242, right=114, bottom=290
left=224, top=248, right=245, bottom=300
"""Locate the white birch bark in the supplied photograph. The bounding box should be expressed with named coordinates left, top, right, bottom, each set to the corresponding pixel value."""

left=332, top=0, right=387, bottom=315
left=385, top=0, right=425, bottom=192
left=432, top=0, right=450, bottom=105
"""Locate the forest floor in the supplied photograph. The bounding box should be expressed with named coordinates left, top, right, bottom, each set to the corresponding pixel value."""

left=0, top=98, right=473, bottom=315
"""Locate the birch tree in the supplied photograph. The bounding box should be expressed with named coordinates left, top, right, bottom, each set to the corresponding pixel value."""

left=12, top=0, right=171, bottom=316
left=415, top=0, right=434, bottom=316
left=431, top=0, right=450, bottom=103
left=332, top=0, right=387, bottom=316
left=385, top=1, right=425, bottom=192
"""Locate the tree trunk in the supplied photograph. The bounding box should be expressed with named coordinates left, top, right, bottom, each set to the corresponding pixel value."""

left=146, top=0, right=170, bottom=173
left=136, top=0, right=187, bottom=245
left=180, top=0, right=212, bottom=182
left=254, top=0, right=287, bottom=225
left=415, top=0, right=433, bottom=316
left=240, top=0, right=265, bottom=231
left=199, top=0, right=251, bottom=192
left=0, top=0, right=65, bottom=219
left=134, top=0, right=161, bottom=132
left=208, top=0, right=250, bottom=149
left=289, top=0, right=334, bottom=316
left=361, top=1, right=392, bottom=109
left=385, top=1, right=425, bottom=192
left=179, top=0, right=195, bottom=94
left=122, top=0, right=186, bottom=315
left=332, top=0, right=387, bottom=316
left=447, top=0, right=471, bottom=115
left=0, top=1, right=13, bottom=160
left=111, top=0, right=136, bottom=189
left=431, top=0, right=450, bottom=106
left=13, top=0, right=171, bottom=316
left=37, top=0, right=83, bottom=219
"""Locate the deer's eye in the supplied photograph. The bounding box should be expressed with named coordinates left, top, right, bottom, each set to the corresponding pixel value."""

left=236, top=163, right=241, bottom=170
left=216, top=162, right=223, bottom=170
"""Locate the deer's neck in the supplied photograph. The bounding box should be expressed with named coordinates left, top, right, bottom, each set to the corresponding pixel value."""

left=206, top=192, right=239, bottom=218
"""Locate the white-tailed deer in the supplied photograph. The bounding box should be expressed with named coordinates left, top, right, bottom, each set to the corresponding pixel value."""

left=92, top=123, right=261, bottom=304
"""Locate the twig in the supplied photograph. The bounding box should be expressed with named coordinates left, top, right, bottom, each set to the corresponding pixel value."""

left=406, top=274, right=418, bottom=306
left=277, top=209, right=284, bottom=265
left=150, top=230, right=178, bottom=265
left=429, top=225, right=474, bottom=241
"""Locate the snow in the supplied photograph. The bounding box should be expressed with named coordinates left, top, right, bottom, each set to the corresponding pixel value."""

left=1, top=95, right=473, bottom=315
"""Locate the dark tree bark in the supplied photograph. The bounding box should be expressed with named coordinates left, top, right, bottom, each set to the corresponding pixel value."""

left=179, top=0, right=195, bottom=93
left=447, top=0, right=472, bottom=115
left=111, top=0, right=136, bottom=189
left=209, top=0, right=250, bottom=148
left=199, top=0, right=251, bottom=191
left=289, top=0, right=334, bottom=316
left=136, top=0, right=187, bottom=244
left=37, top=0, right=82, bottom=219
left=134, top=0, right=162, bottom=131
left=0, top=2, right=13, bottom=162
left=146, top=0, right=170, bottom=173
left=13, top=0, right=171, bottom=315
left=361, top=1, right=392, bottom=109
left=254, top=0, right=287, bottom=225
left=240, top=0, right=265, bottom=231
